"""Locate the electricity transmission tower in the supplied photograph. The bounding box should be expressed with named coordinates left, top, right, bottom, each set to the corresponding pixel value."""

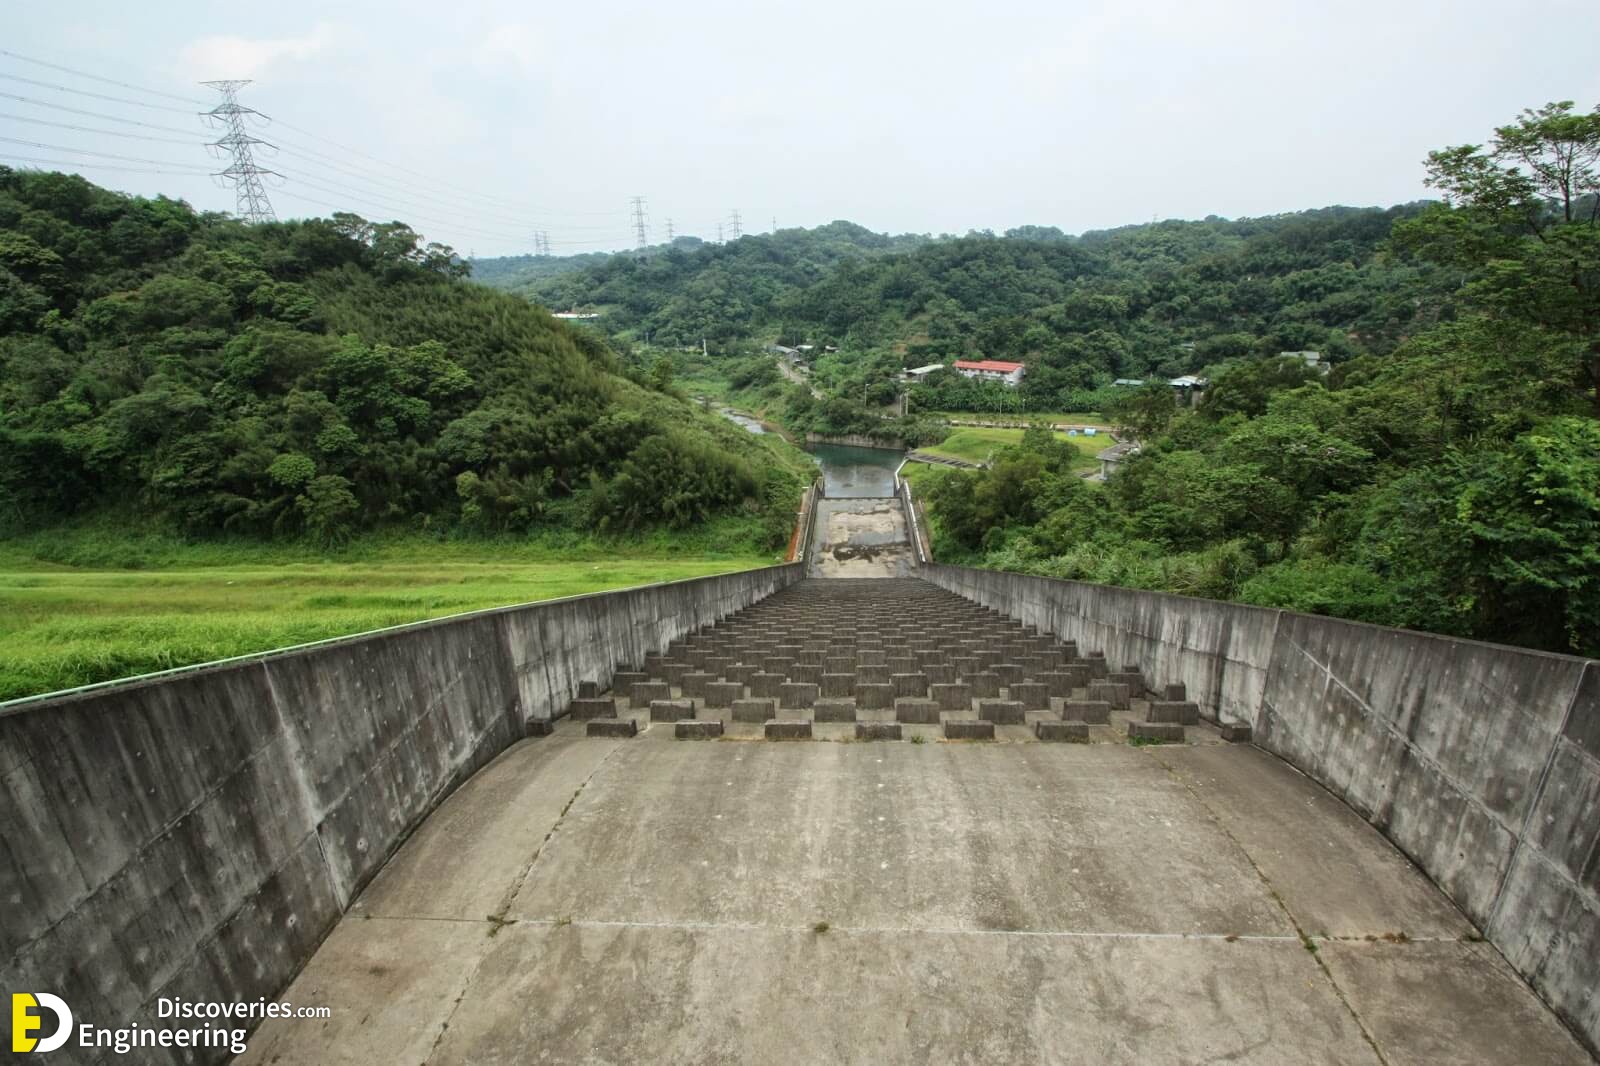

left=665, top=218, right=675, bottom=242
left=532, top=231, right=550, bottom=256
left=716, top=222, right=724, bottom=244
left=201, top=80, right=278, bottom=223
left=729, top=209, right=742, bottom=239
left=630, top=196, right=649, bottom=249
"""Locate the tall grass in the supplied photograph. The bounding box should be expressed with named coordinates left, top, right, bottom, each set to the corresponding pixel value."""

left=0, top=524, right=777, bottom=702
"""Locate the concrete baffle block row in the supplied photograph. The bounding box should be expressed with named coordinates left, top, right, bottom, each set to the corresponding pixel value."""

left=675, top=720, right=724, bottom=740
left=650, top=700, right=696, bottom=722
left=1037, top=720, right=1089, bottom=743
left=945, top=720, right=996, bottom=741
left=856, top=722, right=902, bottom=741
left=1128, top=721, right=1185, bottom=742
left=1147, top=701, right=1200, bottom=725
left=895, top=700, right=941, bottom=724
left=1063, top=700, right=1111, bottom=725
left=568, top=698, right=617, bottom=721
left=732, top=698, right=777, bottom=723
left=766, top=720, right=813, bottom=741
left=813, top=699, right=857, bottom=722
left=586, top=718, right=637, bottom=738
left=977, top=699, right=1026, bottom=725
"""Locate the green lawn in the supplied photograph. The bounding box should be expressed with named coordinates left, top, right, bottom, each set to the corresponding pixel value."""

left=0, top=532, right=772, bottom=703
left=916, top=427, right=1104, bottom=470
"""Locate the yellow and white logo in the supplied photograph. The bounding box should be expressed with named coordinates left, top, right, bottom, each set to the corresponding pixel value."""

left=12, top=993, right=73, bottom=1054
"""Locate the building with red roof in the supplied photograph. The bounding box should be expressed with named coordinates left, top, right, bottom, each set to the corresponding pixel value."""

left=952, top=359, right=1025, bottom=387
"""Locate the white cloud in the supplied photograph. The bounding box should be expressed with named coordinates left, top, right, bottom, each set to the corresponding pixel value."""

left=472, top=23, right=553, bottom=77
left=181, top=22, right=345, bottom=80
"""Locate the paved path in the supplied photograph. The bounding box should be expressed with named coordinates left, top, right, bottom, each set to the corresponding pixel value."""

left=776, top=356, right=823, bottom=399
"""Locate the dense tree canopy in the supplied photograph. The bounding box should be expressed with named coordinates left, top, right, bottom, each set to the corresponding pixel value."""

left=0, top=168, right=807, bottom=546
left=916, top=103, right=1600, bottom=658
left=488, top=205, right=1449, bottom=415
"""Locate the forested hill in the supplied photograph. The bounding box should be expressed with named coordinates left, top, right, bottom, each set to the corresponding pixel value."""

left=508, top=207, right=1442, bottom=384
left=0, top=168, right=808, bottom=546
left=500, top=221, right=934, bottom=342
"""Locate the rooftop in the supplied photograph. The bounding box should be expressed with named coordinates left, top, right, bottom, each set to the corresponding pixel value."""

left=953, top=359, right=1025, bottom=373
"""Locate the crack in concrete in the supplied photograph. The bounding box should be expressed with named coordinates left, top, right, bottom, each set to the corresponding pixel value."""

left=416, top=738, right=627, bottom=1065
left=1144, top=745, right=1395, bottom=1066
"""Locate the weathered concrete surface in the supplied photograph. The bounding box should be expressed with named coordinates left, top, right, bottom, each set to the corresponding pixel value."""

left=244, top=739, right=1590, bottom=1065
left=0, top=564, right=800, bottom=1065
left=920, top=563, right=1600, bottom=1056
left=810, top=497, right=913, bottom=577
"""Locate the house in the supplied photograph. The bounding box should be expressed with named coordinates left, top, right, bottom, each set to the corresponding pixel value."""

left=1112, top=378, right=1145, bottom=387
left=902, top=363, right=946, bottom=383
left=552, top=311, right=599, bottom=320
left=1096, top=440, right=1140, bottom=479
left=953, top=359, right=1025, bottom=387
left=1281, top=350, right=1330, bottom=374
left=1168, top=374, right=1209, bottom=407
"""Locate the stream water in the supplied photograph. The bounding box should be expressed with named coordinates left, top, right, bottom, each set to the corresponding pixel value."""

left=716, top=408, right=904, bottom=498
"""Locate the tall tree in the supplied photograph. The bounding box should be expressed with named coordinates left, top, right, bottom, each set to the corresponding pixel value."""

left=1396, top=101, right=1600, bottom=410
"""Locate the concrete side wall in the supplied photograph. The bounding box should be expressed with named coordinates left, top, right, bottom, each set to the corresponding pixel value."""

left=919, top=563, right=1600, bottom=1056
left=1, top=564, right=800, bottom=1061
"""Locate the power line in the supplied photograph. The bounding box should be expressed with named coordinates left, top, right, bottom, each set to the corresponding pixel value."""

left=264, top=138, right=626, bottom=232
left=0, top=136, right=208, bottom=169
left=0, top=153, right=210, bottom=176
left=0, top=112, right=197, bottom=145
left=273, top=165, right=625, bottom=245
left=0, top=48, right=205, bottom=105
left=274, top=190, right=629, bottom=251
left=0, top=72, right=198, bottom=115
left=630, top=195, right=648, bottom=249
left=0, top=90, right=200, bottom=135
left=202, top=80, right=277, bottom=223
left=270, top=117, right=620, bottom=218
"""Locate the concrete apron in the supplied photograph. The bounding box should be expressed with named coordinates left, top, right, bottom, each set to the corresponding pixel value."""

left=810, top=497, right=914, bottom=578
left=241, top=734, right=1591, bottom=1065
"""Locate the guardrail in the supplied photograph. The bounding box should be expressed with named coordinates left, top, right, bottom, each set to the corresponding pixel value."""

left=788, top=476, right=824, bottom=564
left=894, top=465, right=929, bottom=566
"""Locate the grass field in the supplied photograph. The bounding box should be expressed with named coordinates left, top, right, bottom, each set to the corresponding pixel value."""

left=916, top=427, right=1104, bottom=470
left=0, top=526, right=773, bottom=703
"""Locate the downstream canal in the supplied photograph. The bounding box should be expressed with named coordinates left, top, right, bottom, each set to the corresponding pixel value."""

left=716, top=408, right=904, bottom=498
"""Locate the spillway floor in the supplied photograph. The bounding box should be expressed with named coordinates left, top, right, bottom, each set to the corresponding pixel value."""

left=240, top=582, right=1593, bottom=1065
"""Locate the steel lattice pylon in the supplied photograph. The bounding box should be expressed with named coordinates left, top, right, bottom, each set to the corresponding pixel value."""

left=201, top=79, right=278, bottom=223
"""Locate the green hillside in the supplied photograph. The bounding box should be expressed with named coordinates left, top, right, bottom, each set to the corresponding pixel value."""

left=0, top=168, right=811, bottom=550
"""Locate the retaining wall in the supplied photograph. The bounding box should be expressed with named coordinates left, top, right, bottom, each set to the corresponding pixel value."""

left=803, top=431, right=904, bottom=449
left=1, top=564, right=801, bottom=1062
left=920, top=563, right=1600, bottom=1056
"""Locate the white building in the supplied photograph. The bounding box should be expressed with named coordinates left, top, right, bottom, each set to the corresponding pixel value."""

left=953, top=360, right=1025, bottom=387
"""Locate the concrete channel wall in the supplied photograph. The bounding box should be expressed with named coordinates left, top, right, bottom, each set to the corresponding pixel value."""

left=1, top=564, right=801, bottom=1061
left=919, top=563, right=1600, bottom=1056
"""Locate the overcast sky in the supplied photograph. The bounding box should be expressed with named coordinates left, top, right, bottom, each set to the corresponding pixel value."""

left=6, top=0, right=1598, bottom=257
